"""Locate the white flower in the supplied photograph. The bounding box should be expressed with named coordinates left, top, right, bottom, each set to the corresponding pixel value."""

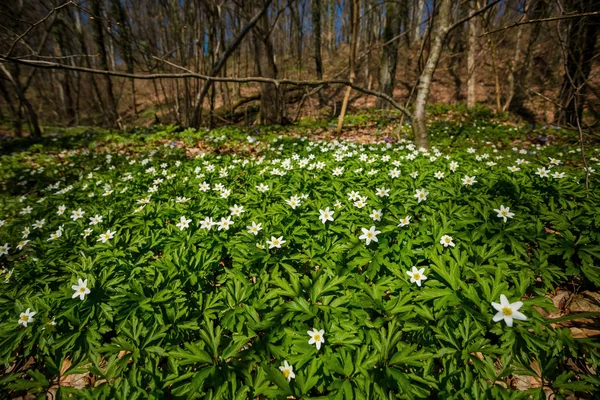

left=434, top=171, right=445, bottom=180
left=376, top=187, right=390, bottom=197
left=32, top=219, right=45, bottom=229
left=535, top=167, right=550, bottom=178
left=332, top=167, right=344, bottom=176
left=348, top=191, right=360, bottom=201
left=71, top=208, right=85, bottom=221
left=410, top=171, right=419, bottom=179
left=440, top=235, right=455, bottom=247
left=16, top=240, right=29, bottom=250
left=247, top=222, right=262, bottom=235
left=359, top=226, right=381, bottom=245
left=0, top=243, right=10, bottom=257
left=199, top=182, right=211, bottom=192
left=369, top=209, right=382, bottom=221
left=414, top=189, right=429, bottom=203
left=217, top=216, right=233, bottom=231
left=491, top=294, right=527, bottom=327
left=89, top=215, right=103, bottom=225
left=319, top=208, right=334, bottom=224
left=407, top=266, right=427, bottom=287
left=389, top=168, right=400, bottom=178
left=57, top=205, right=66, bottom=215
left=176, top=216, right=192, bottom=230
left=279, top=360, right=295, bottom=382
left=48, top=229, right=62, bottom=241
left=175, top=196, right=190, bottom=203
left=229, top=204, right=245, bottom=217
left=508, top=166, right=520, bottom=172
left=398, top=216, right=411, bottom=227
left=462, top=175, right=477, bottom=186
left=22, top=226, right=30, bottom=238
left=286, top=196, right=301, bottom=209
left=200, top=217, right=215, bottom=230
left=82, top=228, right=93, bottom=238
left=552, top=171, right=565, bottom=179
left=267, top=236, right=286, bottom=249
left=71, top=278, right=91, bottom=301
left=97, top=230, right=116, bottom=243
left=307, top=328, right=325, bottom=350
left=3, top=268, right=14, bottom=282
left=137, top=196, right=151, bottom=204
left=449, top=161, right=459, bottom=172
left=493, top=205, right=514, bottom=222
left=256, top=183, right=269, bottom=193
left=18, top=308, right=36, bottom=327
left=20, top=206, right=32, bottom=215
left=353, top=198, right=367, bottom=209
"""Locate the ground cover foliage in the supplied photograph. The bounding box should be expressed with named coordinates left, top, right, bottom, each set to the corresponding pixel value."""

left=1, top=115, right=600, bottom=399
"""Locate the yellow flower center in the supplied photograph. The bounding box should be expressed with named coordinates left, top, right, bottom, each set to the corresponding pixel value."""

left=413, top=273, right=420, bottom=280
left=314, top=334, right=321, bottom=341
left=20, top=315, right=28, bottom=322
left=445, top=238, right=451, bottom=243
left=5, top=273, right=11, bottom=279
left=79, top=288, right=86, bottom=293
left=282, top=369, right=290, bottom=378
left=502, top=307, right=513, bottom=316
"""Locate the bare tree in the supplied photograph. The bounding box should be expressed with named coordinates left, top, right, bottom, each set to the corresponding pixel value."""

left=413, top=0, right=452, bottom=149
left=377, top=0, right=401, bottom=109
left=555, top=0, right=600, bottom=126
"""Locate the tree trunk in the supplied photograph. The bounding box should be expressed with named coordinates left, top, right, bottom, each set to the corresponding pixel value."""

left=0, top=79, right=23, bottom=136
left=504, top=24, right=523, bottom=112
left=466, top=0, right=478, bottom=108
left=110, top=0, right=137, bottom=116
left=252, top=1, right=284, bottom=125
left=377, top=0, right=401, bottom=109
left=413, top=0, right=426, bottom=42
left=507, top=0, right=547, bottom=123
left=336, top=0, right=359, bottom=133
left=555, top=0, right=600, bottom=126
left=91, top=0, right=118, bottom=127
left=313, top=0, right=326, bottom=106
left=0, top=65, right=42, bottom=138
left=412, top=0, right=452, bottom=150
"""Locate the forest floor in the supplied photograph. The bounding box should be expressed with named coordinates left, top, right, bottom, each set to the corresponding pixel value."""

left=1, top=107, right=600, bottom=398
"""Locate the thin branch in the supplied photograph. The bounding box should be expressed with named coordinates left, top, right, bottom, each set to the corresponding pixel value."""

left=5, top=1, right=75, bottom=57
left=481, top=11, right=600, bottom=36
left=0, top=55, right=412, bottom=119
left=448, top=0, right=502, bottom=33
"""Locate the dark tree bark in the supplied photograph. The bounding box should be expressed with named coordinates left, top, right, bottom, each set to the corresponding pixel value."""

left=336, top=0, right=359, bottom=133
left=555, top=0, right=600, bottom=126
left=507, top=0, right=548, bottom=123
left=251, top=1, right=285, bottom=125
left=0, top=65, right=42, bottom=137
left=377, top=0, right=401, bottom=109
left=312, top=0, right=326, bottom=106
left=91, top=0, right=118, bottom=127
left=110, top=0, right=137, bottom=116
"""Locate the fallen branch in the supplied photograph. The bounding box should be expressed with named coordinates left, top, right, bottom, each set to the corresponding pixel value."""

left=482, top=11, right=600, bottom=36
left=0, top=55, right=412, bottom=120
